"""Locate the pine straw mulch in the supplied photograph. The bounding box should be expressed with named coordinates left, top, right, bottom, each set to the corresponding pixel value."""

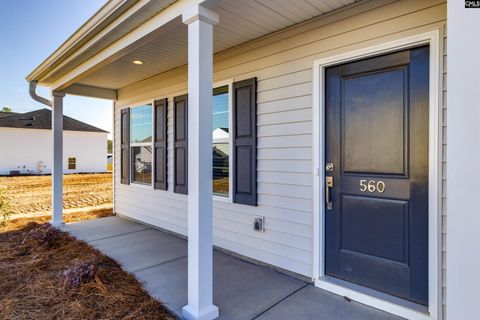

left=0, top=212, right=175, bottom=320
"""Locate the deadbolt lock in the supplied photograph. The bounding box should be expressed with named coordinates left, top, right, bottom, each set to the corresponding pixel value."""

left=326, top=163, right=334, bottom=172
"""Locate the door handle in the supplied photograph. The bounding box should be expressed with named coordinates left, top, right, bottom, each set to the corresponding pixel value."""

left=326, top=176, right=334, bottom=210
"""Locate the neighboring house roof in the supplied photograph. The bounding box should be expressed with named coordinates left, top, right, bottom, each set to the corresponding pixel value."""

left=0, top=109, right=108, bottom=133
left=0, top=112, right=19, bottom=119
left=213, top=144, right=229, bottom=157
left=213, top=127, right=229, bottom=144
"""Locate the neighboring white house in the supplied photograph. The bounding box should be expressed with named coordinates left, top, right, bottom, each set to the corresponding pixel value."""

left=0, top=109, right=108, bottom=175
left=24, top=1, right=480, bottom=320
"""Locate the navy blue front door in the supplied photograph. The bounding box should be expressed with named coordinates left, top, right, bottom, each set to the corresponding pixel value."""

left=324, top=46, right=429, bottom=305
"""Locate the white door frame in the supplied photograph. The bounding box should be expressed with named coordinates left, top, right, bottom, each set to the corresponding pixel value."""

left=312, top=30, right=442, bottom=320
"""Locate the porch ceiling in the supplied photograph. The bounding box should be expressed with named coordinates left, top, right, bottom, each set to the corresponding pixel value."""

left=74, top=0, right=359, bottom=90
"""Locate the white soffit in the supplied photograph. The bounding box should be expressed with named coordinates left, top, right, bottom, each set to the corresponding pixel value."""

left=77, top=0, right=358, bottom=90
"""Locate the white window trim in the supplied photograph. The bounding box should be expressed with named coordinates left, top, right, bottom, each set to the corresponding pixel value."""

left=212, top=79, right=233, bottom=203
left=129, top=102, right=154, bottom=188
left=312, top=30, right=442, bottom=320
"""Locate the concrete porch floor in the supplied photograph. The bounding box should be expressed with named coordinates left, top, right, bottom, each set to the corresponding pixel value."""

left=60, top=216, right=403, bottom=320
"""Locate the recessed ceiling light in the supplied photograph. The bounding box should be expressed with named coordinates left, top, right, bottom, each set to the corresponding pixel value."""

left=132, top=60, right=144, bottom=65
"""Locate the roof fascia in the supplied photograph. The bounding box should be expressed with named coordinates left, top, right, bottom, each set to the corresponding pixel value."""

left=49, top=0, right=207, bottom=91
left=26, top=0, right=135, bottom=82
left=35, top=0, right=155, bottom=84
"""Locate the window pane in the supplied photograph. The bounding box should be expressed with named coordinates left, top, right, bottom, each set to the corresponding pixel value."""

left=132, top=146, right=152, bottom=184
left=68, top=157, right=76, bottom=170
left=212, top=86, right=229, bottom=196
left=130, top=104, right=152, bottom=143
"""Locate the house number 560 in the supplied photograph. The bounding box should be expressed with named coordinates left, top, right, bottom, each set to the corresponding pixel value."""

left=359, top=180, right=385, bottom=193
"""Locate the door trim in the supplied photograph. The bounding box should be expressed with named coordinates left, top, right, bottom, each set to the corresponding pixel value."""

left=312, top=30, right=442, bottom=320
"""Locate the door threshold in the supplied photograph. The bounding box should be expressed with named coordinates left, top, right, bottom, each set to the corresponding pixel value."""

left=315, top=276, right=433, bottom=320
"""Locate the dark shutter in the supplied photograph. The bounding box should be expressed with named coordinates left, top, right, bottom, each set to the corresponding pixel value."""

left=233, top=78, right=257, bottom=205
left=174, top=94, right=188, bottom=194
left=120, top=108, right=130, bottom=185
left=154, top=98, right=168, bottom=190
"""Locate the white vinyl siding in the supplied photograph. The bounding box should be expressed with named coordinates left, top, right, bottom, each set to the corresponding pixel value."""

left=114, top=0, right=447, bottom=286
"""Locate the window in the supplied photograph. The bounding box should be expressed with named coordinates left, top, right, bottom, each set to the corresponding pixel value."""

left=130, top=104, right=153, bottom=185
left=212, top=86, right=230, bottom=196
left=68, top=157, right=76, bottom=170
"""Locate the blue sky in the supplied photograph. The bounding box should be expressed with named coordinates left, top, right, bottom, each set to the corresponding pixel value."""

left=0, top=0, right=112, bottom=137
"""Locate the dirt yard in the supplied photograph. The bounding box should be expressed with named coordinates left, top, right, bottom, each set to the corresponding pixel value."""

left=0, top=175, right=173, bottom=319
left=213, top=176, right=229, bottom=195
left=0, top=173, right=112, bottom=215
left=0, top=211, right=173, bottom=320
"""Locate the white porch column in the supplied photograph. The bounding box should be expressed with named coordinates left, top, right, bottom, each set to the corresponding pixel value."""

left=446, top=3, right=480, bottom=320
left=51, top=91, right=65, bottom=226
left=182, top=5, right=219, bottom=320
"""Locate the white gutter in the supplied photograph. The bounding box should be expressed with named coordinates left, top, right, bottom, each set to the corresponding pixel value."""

left=28, top=81, right=52, bottom=107
left=28, top=80, right=65, bottom=228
